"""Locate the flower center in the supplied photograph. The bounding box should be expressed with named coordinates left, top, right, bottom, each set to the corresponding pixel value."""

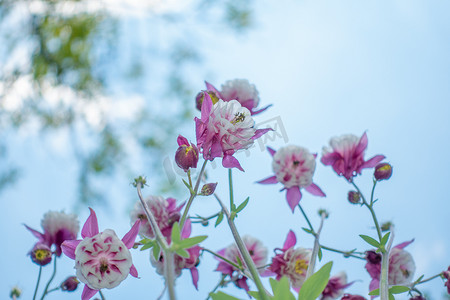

left=294, top=259, right=308, bottom=275
left=35, top=249, right=50, bottom=261
left=231, top=112, right=246, bottom=124
left=293, top=160, right=300, bottom=167
left=99, top=257, right=109, bottom=274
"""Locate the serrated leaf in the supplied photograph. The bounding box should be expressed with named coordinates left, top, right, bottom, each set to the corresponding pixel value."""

left=368, top=289, right=380, bottom=296
left=298, top=261, right=332, bottom=300
left=318, top=246, right=323, bottom=261
left=380, top=232, right=391, bottom=246
left=389, top=286, right=410, bottom=294
left=270, top=277, right=295, bottom=300
left=178, top=235, right=208, bottom=249
left=171, top=222, right=181, bottom=243
left=210, top=291, right=242, bottom=300
left=152, top=243, right=161, bottom=260
left=175, top=248, right=190, bottom=258
left=235, top=197, right=250, bottom=213
left=215, top=212, right=224, bottom=227
left=302, top=227, right=313, bottom=234
left=360, top=234, right=380, bottom=248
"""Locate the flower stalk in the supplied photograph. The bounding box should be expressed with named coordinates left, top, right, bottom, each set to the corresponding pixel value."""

left=305, top=211, right=326, bottom=279
left=380, top=228, right=394, bottom=300
left=40, top=256, right=57, bottom=300
left=33, top=266, right=42, bottom=300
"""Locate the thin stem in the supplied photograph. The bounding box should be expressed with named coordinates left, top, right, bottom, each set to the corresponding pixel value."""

left=187, top=169, right=193, bottom=187
left=44, top=287, right=59, bottom=294
left=297, top=204, right=315, bottom=233
left=180, top=160, right=208, bottom=230
left=352, top=181, right=383, bottom=241
left=165, top=252, right=176, bottom=300
left=40, top=256, right=57, bottom=300
left=370, top=179, right=377, bottom=206
left=201, top=248, right=250, bottom=276
left=305, top=212, right=326, bottom=279
left=228, top=169, right=234, bottom=209
left=33, top=266, right=42, bottom=300
left=99, top=290, right=106, bottom=300
left=320, top=245, right=366, bottom=260
left=190, top=212, right=220, bottom=224
left=380, top=227, right=394, bottom=300
left=206, top=275, right=227, bottom=300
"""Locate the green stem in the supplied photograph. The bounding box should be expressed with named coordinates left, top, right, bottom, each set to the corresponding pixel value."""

left=320, top=245, right=366, bottom=260
left=190, top=212, right=220, bottom=224
left=380, top=226, right=394, bottom=300
left=44, top=287, right=59, bottom=294
left=187, top=169, right=193, bottom=187
left=180, top=160, right=208, bottom=230
left=370, top=179, right=377, bottom=206
left=33, top=266, right=42, bottom=300
left=305, top=212, right=326, bottom=279
left=40, top=256, right=57, bottom=300
left=99, top=290, right=106, bottom=300
left=201, top=248, right=249, bottom=276
left=228, top=169, right=234, bottom=209
left=297, top=204, right=315, bottom=234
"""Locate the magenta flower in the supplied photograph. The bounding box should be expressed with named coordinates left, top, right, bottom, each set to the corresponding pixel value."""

left=341, top=295, right=367, bottom=300
left=130, top=195, right=184, bottom=239
left=30, top=243, right=52, bottom=266
left=216, top=235, right=268, bottom=291
left=365, top=240, right=416, bottom=293
left=257, top=145, right=326, bottom=212
left=175, top=135, right=199, bottom=172
left=25, top=210, right=79, bottom=256
left=321, top=133, right=385, bottom=181
left=321, top=272, right=353, bottom=300
left=443, top=266, right=450, bottom=294
left=61, top=208, right=140, bottom=300
left=267, top=230, right=312, bottom=291
left=195, top=92, right=271, bottom=171
left=150, top=220, right=201, bottom=289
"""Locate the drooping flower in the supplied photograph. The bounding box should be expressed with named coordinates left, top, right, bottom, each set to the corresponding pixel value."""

left=321, top=272, right=353, bottom=300
left=341, top=294, right=367, bottom=300
left=30, top=243, right=52, bottom=266
left=61, top=276, right=79, bottom=292
left=267, top=230, right=312, bottom=291
left=443, top=266, right=450, bottom=294
left=374, top=163, right=393, bottom=181
left=25, top=210, right=79, bottom=256
left=130, top=196, right=184, bottom=239
left=61, top=208, right=140, bottom=300
left=257, top=145, right=326, bottom=212
left=150, top=220, right=202, bottom=289
left=195, top=92, right=271, bottom=171
left=321, top=133, right=385, bottom=181
left=216, top=235, right=268, bottom=291
left=365, top=240, right=416, bottom=293
left=175, top=135, right=199, bottom=172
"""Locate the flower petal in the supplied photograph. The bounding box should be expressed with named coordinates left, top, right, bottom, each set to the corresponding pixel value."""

left=24, top=224, right=45, bottom=241
left=181, top=219, right=192, bottom=239
left=304, top=183, right=326, bottom=197
left=252, top=128, right=272, bottom=140
left=81, top=285, right=98, bottom=300
left=222, top=155, right=244, bottom=172
left=61, top=239, right=81, bottom=260
left=394, top=239, right=414, bottom=250
left=122, top=220, right=141, bottom=249
left=251, top=104, right=273, bottom=115
left=190, top=267, right=199, bottom=290
left=81, top=208, right=99, bottom=239
left=200, top=92, right=213, bottom=123
left=267, top=146, right=276, bottom=157
left=283, top=230, right=296, bottom=250
left=256, top=175, right=278, bottom=185
left=129, top=264, right=139, bottom=278
left=286, top=186, right=302, bottom=212
left=205, top=81, right=221, bottom=96
left=355, top=132, right=368, bottom=155
left=320, top=151, right=341, bottom=166
left=177, top=135, right=189, bottom=147
left=361, top=155, right=385, bottom=169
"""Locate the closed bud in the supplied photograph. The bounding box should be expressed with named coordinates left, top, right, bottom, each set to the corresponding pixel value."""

left=195, top=90, right=220, bottom=111
left=381, top=221, right=393, bottom=232
left=347, top=191, right=361, bottom=204
left=175, top=135, right=199, bottom=172
left=365, top=250, right=382, bottom=264
left=30, top=243, right=52, bottom=266
left=410, top=296, right=426, bottom=300
left=200, top=182, right=218, bottom=196
left=318, top=208, right=329, bottom=218
left=61, top=276, right=79, bottom=292
left=374, top=163, right=392, bottom=181
left=10, top=286, right=21, bottom=298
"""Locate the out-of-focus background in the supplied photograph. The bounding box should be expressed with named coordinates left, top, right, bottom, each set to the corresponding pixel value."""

left=1, top=0, right=449, bottom=299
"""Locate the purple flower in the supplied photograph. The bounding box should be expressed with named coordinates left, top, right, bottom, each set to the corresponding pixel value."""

left=61, top=276, right=79, bottom=292
left=341, top=295, right=367, bottom=300
left=130, top=196, right=184, bottom=239
left=216, top=235, right=268, bottom=291
left=266, top=231, right=312, bottom=291
left=443, top=266, right=450, bottom=294
left=30, top=243, right=52, bottom=266
left=321, top=133, right=385, bottom=181
left=195, top=92, right=271, bottom=171
left=322, top=272, right=353, bottom=300
left=25, top=210, right=79, bottom=256
left=61, top=208, right=140, bottom=300
left=374, top=163, right=393, bottom=181
left=175, top=135, right=199, bottom=172
left=257, top=146, right=326, bottom=212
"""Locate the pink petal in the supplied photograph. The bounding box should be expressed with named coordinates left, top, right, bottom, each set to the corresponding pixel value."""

left=181, top=219, right=192, bottom=239
left=267, top=146, right=276, bottom=156
left=256, top=175, right=278, bottom=185
left=252, top=128, right=272, bottom=140
left=320, top=152, right=341, bottom=166
left=355, top=132, right=368, bottom=155
left=251, top=104, right=273, bottom=115
left=200, top=92, right=213, bottom=122
left=24, top=225, right=44, bottom=241
left=190, top=267, right=199, bottom=290
left=81, top=208, right=99, bottom=239
left=129, top=264, right=139, bottom=278
left=177, top=135, right=189, bottom=147
left=361, top=155, right=386, bottom=169
left=81, top=285, right=98, bottom=300
left=205, top=81, right=221, bottom=97
left=222, top=155, right=244, bottom=172
left=261, top=269, right=276, bottom=277
left=122, top=220, right=141, bottom=249
left=394, top=239, right=414, bottom=250
left=304, top=183, right=326, bottom=197
left=286, top=186, right=302, bottom=212
left=369, top=278, right=379, bottom=299
left=283, top=230, right=297, bottom=250
left=61, top=240, right=81, bottom=260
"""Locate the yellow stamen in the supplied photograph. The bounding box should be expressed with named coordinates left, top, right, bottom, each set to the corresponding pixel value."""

left=294, top=259, right=308, bottom=275
left=231, top=112, right=246, bottom=125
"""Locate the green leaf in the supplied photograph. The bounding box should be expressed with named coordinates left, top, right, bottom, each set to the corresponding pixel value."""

left=235, top=197, right=250, bottom=213
left=152, top=243, right=161, bottom=260
left=178, top=235, right=208, bottom=249
left=359, top=234, right=380, bottom=248
left=171, top=222, right=181, bottom=243
left=298, top=261, right=333, bottom=300
left=236, top=256, right=244, bottom=269
left=182, top=179, right=193, bottom=192
left=175, top=248, right=190, bottom=258
left=140, top=240, right=155, bottom=251
left=318, top=246, right=323, bottom=261
left=139, top=238, right=152, bottom=244
left=380, top=232, right=390, bottom=246
left=215, top=212, right=224, bottom=227
left=388, top=293, right=395, bottom=300
left=368, top=289, right=380, bottom=296
left=247, top=291, right=261, bottom=300
left=270, top=277, right=295, bottom=300
left=302, top=227, right=313, bottom=234
left=389, top=286, right=410, bottom=294
left=210, top=291, right=242, bottom=300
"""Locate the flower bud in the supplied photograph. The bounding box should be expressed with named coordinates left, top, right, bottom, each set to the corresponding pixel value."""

left=381, top=221, right=393, bottom=232
left=61, top=276, right=79, bottom=292
left=200, top=182, right=218, bottom=196
left=365, top=250, right=382, bottom=264
left=341, top=295, right=367, bottom=300
left=318, top=209, right=329, bottom=218
left=10, top=286, right=21, bottom=299
left=347, top=191, right=361, bottom=204
left=410, top=296, right=426, bottom=300
left=30, top=243, right=52, bottom=266
left=195, top=90, right=220, bottom=111
left=374, top=163, right=392, bottom=181
left=175, top=135, right=199, bottom=172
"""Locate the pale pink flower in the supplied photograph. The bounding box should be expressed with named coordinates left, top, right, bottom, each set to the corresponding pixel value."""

left=216, top=235, right=268, bottom=291
left=321, top=272, right=353, bottom=300
left=365, top=240, right=416, bottom=293
left=267, top=231, right=312, bottom=291
left=25, top=210, right=79, bottom=256
left=321, top=132, right=385, bottom=181
left=195, top=92, right=271, bottom=171
left=257, top=145, right=326, bottom=212
left=130, top=196, right=184, bottom=239
left=62, top=208, right=140, bottom=300
left=150, top=220, right=201, bottom=289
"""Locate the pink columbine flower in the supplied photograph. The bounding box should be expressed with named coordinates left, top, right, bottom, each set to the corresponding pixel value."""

left=61, top=208, right=140, bottom=300
left=195, top=92, right=271, bottom=171
left=216, top=235, right=268, bottom=291
left=25, top=210, right=79, bottom=256
left=321, top=272, right=353, bottom=300
left=130, top=195, right=184, bottom=239
left=365, top=240, right=416, bottom=293
left=321, top=133, right=385, bottom=181
left=267, top=230, right=312, bottom=291
left=257, top=145, right=326, bottom=212
left=150, top=220, right=201, bottom=289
